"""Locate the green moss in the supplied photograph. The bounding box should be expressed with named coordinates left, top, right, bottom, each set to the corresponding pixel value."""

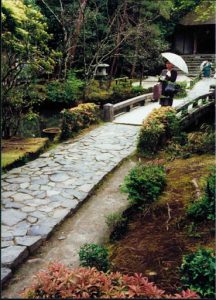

left=157, top=154, right=215, bottom=207
left=1, top=138, right=49, bottom=170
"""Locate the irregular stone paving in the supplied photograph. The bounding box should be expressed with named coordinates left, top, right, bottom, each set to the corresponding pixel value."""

left=1, top=123, right=139, bottom=284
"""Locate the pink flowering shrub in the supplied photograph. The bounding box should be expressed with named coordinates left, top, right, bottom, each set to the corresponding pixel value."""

left=22, top=262, right=199, bottom=299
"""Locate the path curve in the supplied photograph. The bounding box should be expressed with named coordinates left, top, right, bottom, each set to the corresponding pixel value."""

left=2, top=158, right=136, bottom=298
left=1, top=123, right=139, bottom=285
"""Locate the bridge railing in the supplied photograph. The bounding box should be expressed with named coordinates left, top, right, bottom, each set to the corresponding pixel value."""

left=175, top=90, right=215, bottom=128
left=103, top=93, right=153, bottom=121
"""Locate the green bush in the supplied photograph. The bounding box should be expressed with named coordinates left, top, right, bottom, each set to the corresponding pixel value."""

left=184, top=126, right=215, bottom=154
left=79, top=243, right=109, bottom=272
left=47, top=71, right=84, bottom=105
left=187, top=168, right=215, bottom=221
left=18, top=112, right=41, bottom=138
left=131, top=85, right=144, bottom=95
left=112, top=82, right=131, bottom=101
left=60, top=103, right=100, bottom=140
left=121, top=164, right=166, bottom=207
left=180, top=248, right=215, bottom=298
left=138, top=121, right=165, bottom=155
left=165, top=124, right=214, bottom=160
left=205, top=167, right=215, bottom=203
left=137, top=107, right=180, bottom=156
left=189, top=76, right=200, bottom=89
left=175, top=81, right=188, bottom=98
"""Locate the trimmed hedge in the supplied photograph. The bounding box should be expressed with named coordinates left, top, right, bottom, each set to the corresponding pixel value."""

left=121, top=164, right=166, bottom=208
left=79, top=243, right=110, bottom=272
left=137, top=107, right=180, bottom=156
left=60, top=103, right=101, bottom=140
left=22, top=262, right=199, bottom=299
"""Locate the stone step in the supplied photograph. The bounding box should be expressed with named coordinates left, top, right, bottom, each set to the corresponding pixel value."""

left=178, top=54, right=216, bottom=76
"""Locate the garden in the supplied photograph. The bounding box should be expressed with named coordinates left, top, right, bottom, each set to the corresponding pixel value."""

left=1, top=0, right=215, bottom=299
left=18, top=106, right=215, bottom=299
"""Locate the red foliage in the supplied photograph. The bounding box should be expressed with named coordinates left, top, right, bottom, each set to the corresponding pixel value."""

left=22, top=262, right=199, bottom=299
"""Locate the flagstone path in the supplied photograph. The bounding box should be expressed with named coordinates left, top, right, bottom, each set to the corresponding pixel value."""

left=1, top=123, right=139, bottom=284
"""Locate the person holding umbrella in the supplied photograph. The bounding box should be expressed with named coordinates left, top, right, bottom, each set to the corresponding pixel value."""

left=159, top=52, right=189, bottom=106
left=159, top=61, right=177, bottom=106
left=200, top=60, right=212, bottom=78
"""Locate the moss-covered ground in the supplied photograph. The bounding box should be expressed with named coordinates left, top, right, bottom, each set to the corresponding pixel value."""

left=1, top=137, right=49, bottom=171
left=109, top=153, right=215, bottom=294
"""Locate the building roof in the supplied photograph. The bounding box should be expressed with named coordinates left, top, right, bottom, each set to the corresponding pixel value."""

left=180, top=8, right=215, bottom=26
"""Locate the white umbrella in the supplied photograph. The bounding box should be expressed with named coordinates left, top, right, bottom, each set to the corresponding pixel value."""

left=161, top=52, right=189, bottom=74
left=200, top=61, right=208, bottom=70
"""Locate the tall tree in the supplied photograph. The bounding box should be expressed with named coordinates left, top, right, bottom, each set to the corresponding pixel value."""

left=1, top=0, right=56, bottom=138
left=40, top=0, right=88, bottom=78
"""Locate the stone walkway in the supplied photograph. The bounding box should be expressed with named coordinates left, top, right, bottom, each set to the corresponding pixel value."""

left=1, top=123, right=139, bottom=284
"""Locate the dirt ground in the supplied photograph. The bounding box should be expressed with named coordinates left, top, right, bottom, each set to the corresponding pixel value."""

left=109, top=154, right=215, bottom=294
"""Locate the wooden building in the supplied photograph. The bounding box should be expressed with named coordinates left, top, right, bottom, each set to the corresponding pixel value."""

left=174, top=9, right=215, bottom=55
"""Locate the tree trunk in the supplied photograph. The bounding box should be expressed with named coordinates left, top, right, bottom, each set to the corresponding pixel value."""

left=130, top=29, right=139, bottom=78
left=110, top=2, right=128, bottom=78
left=139, top=64, right=144, bottom=86
left=68, top=0, right=88, bottom=67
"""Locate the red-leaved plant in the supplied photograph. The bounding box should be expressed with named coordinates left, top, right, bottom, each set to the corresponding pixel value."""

left=22, top=262, right=199, bottom=299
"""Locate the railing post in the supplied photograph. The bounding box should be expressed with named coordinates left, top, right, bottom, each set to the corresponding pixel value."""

left=103, top=103, right=114, bottom=122
left=140, top=99, right=145, bottom=106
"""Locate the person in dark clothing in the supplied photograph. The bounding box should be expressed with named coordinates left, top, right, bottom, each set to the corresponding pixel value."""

left=159, top=61, right=177, bottom=106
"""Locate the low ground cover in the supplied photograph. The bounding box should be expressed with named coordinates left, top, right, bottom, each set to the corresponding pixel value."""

left=109, top=154, right=215, bottom=297
left=108, top=112, right=215, bottom=298
left=22, top=263, right=198, bottom=299
left=1, top=137, right=49, bottom=171
left=110, top=155, right=214, bottom=292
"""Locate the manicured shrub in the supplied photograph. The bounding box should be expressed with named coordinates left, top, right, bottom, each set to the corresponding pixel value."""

left=187, top=168, right=215, bottom=221
left=180, top=248, right=215, bottom=298
left=60, top=103, right=100, bottom=140
left=79, top=243, right=110, bottom=272
left=137, top=107, right=180, bottom=156
left=131, top=85, right=145, bottom=95
left=138, top=120, right=166, bottom=154
left=121, top=164, right=166, bottom=207
left=22, top=262, right=199, bottom=298
left=175, top=81, right=188, bottom=98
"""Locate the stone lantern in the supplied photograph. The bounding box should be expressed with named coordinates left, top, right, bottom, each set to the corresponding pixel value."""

left=94, top=63, right=109, bottom=88
left=94, top=63, right=109, bottom=78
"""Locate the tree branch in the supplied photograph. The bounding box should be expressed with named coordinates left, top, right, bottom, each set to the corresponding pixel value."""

left=166, top=203, right=171, bottom=231
left=41, top=0, right=62, bottom=25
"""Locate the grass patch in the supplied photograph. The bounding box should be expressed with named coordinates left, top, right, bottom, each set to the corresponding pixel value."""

left=1, top=137, right=49, bottom=171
